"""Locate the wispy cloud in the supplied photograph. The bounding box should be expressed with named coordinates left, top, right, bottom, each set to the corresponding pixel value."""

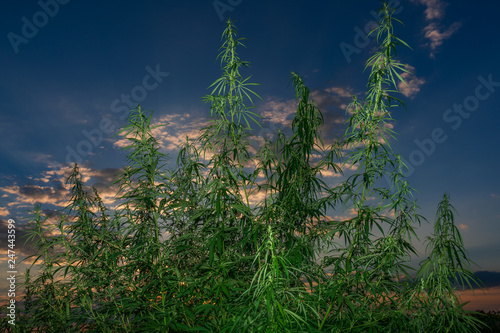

left=424, top=22, right=462, bottom=57
left=2, top=182, right=69, bottom=207
left=411, top=0, right=462, bottom=58
left=0, top=207, right=9, bottom=217
left=414, top=0, right=448, bottom=20
left=398, top=64, right=426, bottom=99
left=243, top=85, right=352, bottom=147
left=0, top=83, right=353, bottom=219
left=319, top=169, right=342, bottom=178
left=113, top=112, right=211, bottom=153
left=0, top=164, right=123, bottom=215
left=258, top=97, right=297, bottom=129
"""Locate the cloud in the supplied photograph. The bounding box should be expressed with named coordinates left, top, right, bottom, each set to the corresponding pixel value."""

left=69, top=166, right=122, bottom=192
left=113, top=112, right=211, bottom=153
left=206, top=85, right=354, bottom=154
left=410, top=0, right=462, bottom=58
left=411, top=0, right=448, bottom=20
left=319, top=169, right=342, bottom=178
left=0, top=164, right=126, bottom=222
left=0, top=163, right=134, bottom=286
left=110, top=84, right=354, bottom=164
left=2, top=182, right=69, bottom=207
left=258, top=97, right=297, bottom=129
left=245, top=188, right=267, bottom=207
left=0, top=207, right=9, bottom=217
left=398, top=65, right=426, bottom=99
left=424, top=22, right=462, bottom=58
left=324, top=87, right=354, bottom=99
left=310, top=86, right=353, bottom=142
left=72, top=167, right=123, bottom=206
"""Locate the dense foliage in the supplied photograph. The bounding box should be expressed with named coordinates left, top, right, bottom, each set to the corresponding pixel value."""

left=1, top=3, right=492, bottom=332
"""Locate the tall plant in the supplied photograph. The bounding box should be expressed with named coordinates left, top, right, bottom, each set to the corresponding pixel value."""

left=1, top=2, right=491, bottom=332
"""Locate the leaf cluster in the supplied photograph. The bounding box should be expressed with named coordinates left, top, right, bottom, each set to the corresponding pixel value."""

left=1, top=3, right=490, bottom=332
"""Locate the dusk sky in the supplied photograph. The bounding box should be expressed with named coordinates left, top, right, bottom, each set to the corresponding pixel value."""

left=1, top=0, right=499, bottom=311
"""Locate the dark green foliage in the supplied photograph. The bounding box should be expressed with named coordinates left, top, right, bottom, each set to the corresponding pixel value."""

left=0, top=3, right=491, bottom=332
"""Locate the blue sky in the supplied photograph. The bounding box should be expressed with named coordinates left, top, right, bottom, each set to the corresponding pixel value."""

left=1, top=0, right=500, bottom=311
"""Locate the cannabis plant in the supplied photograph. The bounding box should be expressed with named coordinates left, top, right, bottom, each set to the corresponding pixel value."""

left=0, top=2, right=490, bottom=332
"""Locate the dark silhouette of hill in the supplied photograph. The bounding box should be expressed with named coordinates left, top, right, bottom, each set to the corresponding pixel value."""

left=395, top=271, right=500, bottom=290
left=471, top=271, right=500, bottom=289
left=450, top=271, right=500, bottom=290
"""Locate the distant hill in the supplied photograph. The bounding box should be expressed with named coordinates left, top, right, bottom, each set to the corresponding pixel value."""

left=392, top=271, right=500, bottom=290
left=450, top=271, right=500, bottom=290
left=471, top=271, right=500, bottom=289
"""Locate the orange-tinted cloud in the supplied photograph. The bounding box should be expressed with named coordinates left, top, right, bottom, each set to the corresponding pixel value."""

left=0, top=207, right=9, bottom=217
left=411, top=0, right=448, bottom=20
left=458, top=286, right=500, bottom=312
left=398, top=65, right=426, bottom=99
